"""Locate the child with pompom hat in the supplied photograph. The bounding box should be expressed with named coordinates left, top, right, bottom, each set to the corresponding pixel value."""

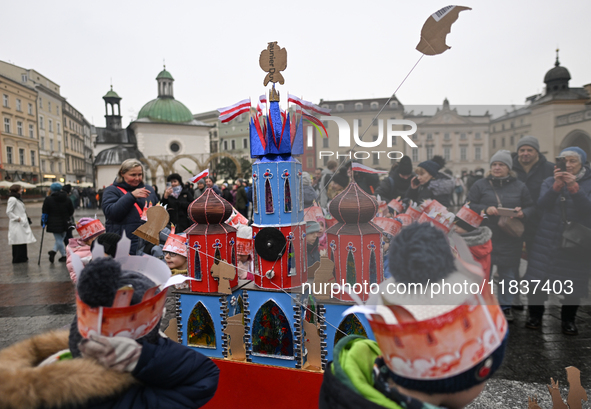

left=66, top=217, right=106, bottom=283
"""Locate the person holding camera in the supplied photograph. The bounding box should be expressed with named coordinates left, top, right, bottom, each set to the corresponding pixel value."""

left=466, top=150, right=534, bottom=322
left=524, top=147, right=591, bottom=335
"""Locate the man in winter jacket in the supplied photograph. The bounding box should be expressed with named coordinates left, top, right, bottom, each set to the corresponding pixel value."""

left=375, top=155, right=413, bottom=202
left=511, top=135, right=555, bottom=251
left=42, top=183, right=75, bottom=263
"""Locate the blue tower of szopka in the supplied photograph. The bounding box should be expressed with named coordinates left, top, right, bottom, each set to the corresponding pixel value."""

left=249, top=82, right=307, bottom=289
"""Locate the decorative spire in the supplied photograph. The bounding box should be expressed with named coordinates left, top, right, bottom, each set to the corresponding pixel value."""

left=555, top=48, right=560, bottom=67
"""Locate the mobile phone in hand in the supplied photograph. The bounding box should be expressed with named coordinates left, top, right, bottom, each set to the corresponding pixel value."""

left=555, top=157, right=566, bottom=172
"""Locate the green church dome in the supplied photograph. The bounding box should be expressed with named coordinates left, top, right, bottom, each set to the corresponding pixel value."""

left=137, top=98, right=193, bottom=123
left=103, top=86, right=120, bottom=99
left=156, top=69, right=174, bottom=80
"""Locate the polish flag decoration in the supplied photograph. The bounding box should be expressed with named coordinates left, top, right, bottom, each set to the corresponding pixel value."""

left=257, top=94, right=267, bottom=114
left=218, top=98, right=251, bottom=123
left=287, top=94, right=331, bottom=116
left=189, top=168, right=209, bottom=183
left=351, top=162, right=388, bottom=174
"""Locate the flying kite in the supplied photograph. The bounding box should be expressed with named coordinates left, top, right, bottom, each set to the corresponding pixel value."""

left=416, top=5, right=471, bottom=55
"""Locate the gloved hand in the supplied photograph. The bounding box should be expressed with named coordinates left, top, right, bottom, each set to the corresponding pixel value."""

left=79, top=334, right=142, bottom=372
left=41, top=213, right=48, bottom=228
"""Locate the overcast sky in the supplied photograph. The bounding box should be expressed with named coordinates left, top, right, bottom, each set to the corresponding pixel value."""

left=2, top=0, right=589, bottom=128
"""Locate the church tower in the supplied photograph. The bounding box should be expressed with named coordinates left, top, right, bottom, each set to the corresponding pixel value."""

left=103, top=85, right=122, bottom=130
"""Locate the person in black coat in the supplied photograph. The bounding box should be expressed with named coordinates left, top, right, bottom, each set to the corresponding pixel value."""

left=42, top=182, right=75, bottom=263
left=511, top=135, right=555, bottom=251
left=101, top=159, right=159, bottom=255
left=524, top=147, right=591, bottom=335
left=466, top=150, right=534, bottom=321
left=375, top=155, right=413, bottom=202
left=405, top=159, right=452, bottom=207
left=161, top=173, right=195, bottom=233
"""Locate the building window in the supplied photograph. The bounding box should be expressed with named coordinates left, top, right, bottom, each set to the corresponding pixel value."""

left=389, top=101, right=398, bottom=108
left=39, top=116, right=44, bottom=129
left=17, top=121, right=23, bottom=136
left=19, top=148, right=25, bottom=165
left=57, top=122, right=61, bottom=134
left=355, top=102, right=363, bottom=111
left=16, top=99, right=21, bottom=111
left=29, top=124, right=34, bottom=138
left=231, top=140, right=236, bottom=150
left=444, top=147, right=451, bottom=161
left=48, top=119, right=53, bottom=133
left=475, top=146, right=481, bottom=160
left=336, top=103, right=344, bottom=112
left=372, top=153, right=380, bottom=165
left=460, top=133, right=467, bottom=140
left=4, top=118, right=10, bottom=133
left=58, top=162, right=62, bottom=173
left=48, top=101, right=51, bottom=113
left=50, top=139, right=54, bottom=151
left=50, top=161, right=54, bottom=172
left=56, top=106, right=59, bottom=116
left=39, top=97, right=42, bottom=109
left=307, top=156, right=313, bottom=168
left=492, top=139, right=496, bottom=149
left=426, top=146, right=433, bottom=160
left=223, top=140, right=228, bottom=150
left=65, top=135, right=68, bottom=148
left=357, top=119, right=362, bottom=128
left=444, top=133, right=450, bottom=141
left=243, top=138, right=248, bottom=149
left=475, top=132, right=481, bottom=139
left=510, top=135, right=515, bottom=146
left=460, top=146, right=467, bottom=161
left=40, top=137, right=45, bottom=149
left=323, top=156, right=328, bottom=166
left=21, top=74, right=28, bottom=83
left=322, top=137, right=329, bottom=148
left=412, top=148, right=419, bottom=163
left=28, top=103, right=33, bottom=115
left=427, top=133, right=433, bottom=141
left=6, top=147, right=13, bottom=164
left=502, top=137, right=505, bottom=147
left=30, top=151, right=35, bottom=167
left=58, top=141, right=61, bottom=152
left=41, top=159, right=46, bottom=172
left=2, top=94, right=8, bottom=107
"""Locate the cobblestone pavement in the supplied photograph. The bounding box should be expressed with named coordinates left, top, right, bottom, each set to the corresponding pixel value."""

left=1, top=201, right=590, bottom=407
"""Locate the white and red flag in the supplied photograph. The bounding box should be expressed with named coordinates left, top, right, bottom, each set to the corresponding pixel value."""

left=218, top=99, right=251, bottom=123
left=257, top=94, right=267, bottom=115
left=351, top=162, right=388, bottom=174
left=189, top=168, right=209, bottom=183
left=287, top=94, right=331, bottom=116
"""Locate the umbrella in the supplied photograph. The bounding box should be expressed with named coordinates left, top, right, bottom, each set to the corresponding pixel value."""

left=0, top=181, right=13, bottom=188
left=36, top=181, right=56, bottom=187
left=19, top=182, right=38, bottom=189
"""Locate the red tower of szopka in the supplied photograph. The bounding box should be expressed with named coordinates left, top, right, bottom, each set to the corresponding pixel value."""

left=326, top=182, right=383, bottom=302
left=185, top=188, right=238, bottom=293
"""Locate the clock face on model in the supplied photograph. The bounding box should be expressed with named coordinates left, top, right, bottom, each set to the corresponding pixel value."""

left=254, top=227, right=287, bottom=261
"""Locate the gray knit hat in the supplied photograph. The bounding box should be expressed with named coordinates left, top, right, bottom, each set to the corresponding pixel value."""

left=516, top=135, right=540, bottom=152
left=490, top=150, right=512, bottom=169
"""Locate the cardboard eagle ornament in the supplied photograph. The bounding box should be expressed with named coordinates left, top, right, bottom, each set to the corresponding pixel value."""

left=416, top=5, right=471, bottom=55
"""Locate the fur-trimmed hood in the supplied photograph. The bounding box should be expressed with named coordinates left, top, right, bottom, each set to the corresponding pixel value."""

left=460, top=226, right=492, bottom=247
left=0, top=331, right=136, bottom=409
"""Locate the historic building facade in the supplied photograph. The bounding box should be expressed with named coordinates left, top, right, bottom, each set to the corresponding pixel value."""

left=63, top=100, right=87, bottom=183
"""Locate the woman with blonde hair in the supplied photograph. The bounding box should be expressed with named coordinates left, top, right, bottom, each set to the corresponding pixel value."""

left=6, top=184, right=36, bottom=263
left=101, top=159, right=158, bottom=254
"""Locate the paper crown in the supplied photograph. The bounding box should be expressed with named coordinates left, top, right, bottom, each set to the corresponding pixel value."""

left=76, top=218, right=106, bottom=241
left=394, top=213, right=413, bottom=227
left=418, top=211, right=455, bottom=234
left=355, top=240, right=507, bottom=385
left=70, top=233, right=192, bottom=340
left=420, top=199, right=447, bottom=214
left=163, top=227, right=187, bottom=258
left=405, top=203, right=422, bottom=221
left=236, top=225, right=253, bottom=255
left=387, top=198, right=404, bottom=214
left=304, top=204, right=325, bottom=223
left=373, top=217, right=403, bottom=237
left=227, top=207, right=249, bottom=227
left=455, top=204, right=484, bottom=230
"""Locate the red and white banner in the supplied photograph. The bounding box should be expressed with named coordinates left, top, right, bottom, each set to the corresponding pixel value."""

left=351, top=162, right=388, bottom=174
left=218, top=99, right=251, bottom=123
left=189, top=168, right=209, bottom=183
left=257, top=94, right=267, bottom=114
left=288, top=94, right=331, bottom=116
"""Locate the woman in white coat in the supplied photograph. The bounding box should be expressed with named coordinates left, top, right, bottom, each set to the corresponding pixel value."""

left=6, top=184, right=36, bottom=263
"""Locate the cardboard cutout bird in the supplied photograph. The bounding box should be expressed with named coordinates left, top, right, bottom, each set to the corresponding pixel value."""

left=416, top=5, right=471, bottom=55
left=259, top=41, right=287, bottom=86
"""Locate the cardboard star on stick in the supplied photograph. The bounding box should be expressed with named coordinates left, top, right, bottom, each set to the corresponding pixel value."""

left=133, top=206, right=169, bottom=245
left=211, top=260, right=236, bottom=294
left=416, top=5, right=471, bottom=56
left=223, top=314, right=246, bottom=361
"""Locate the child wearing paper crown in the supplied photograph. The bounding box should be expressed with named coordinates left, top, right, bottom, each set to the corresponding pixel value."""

left=0, top=236, right=219, bottom=408
left=319, top=223, right=507, bottom=409
left=66, top=217, right=106, bottom=283
left=453, top=204, right=493, bottom=279
left=236, top=225, right=254, bottom=280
